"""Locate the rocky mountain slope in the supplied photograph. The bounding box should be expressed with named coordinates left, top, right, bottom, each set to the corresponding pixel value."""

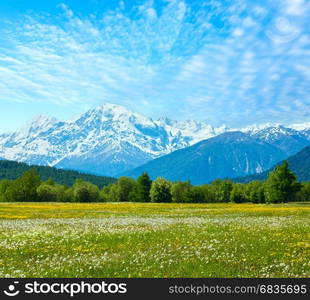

left=235, top=145, right=310, bottom=183
left=123, top=131, right=290, bottom=184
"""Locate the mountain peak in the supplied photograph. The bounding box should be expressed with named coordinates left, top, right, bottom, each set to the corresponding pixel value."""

left=240, top=123, right=278, bottom=133
left=92, top=103, right=150, bottom=119
left=96, top=102, right=132, bottom=113
left=157, top=117, right=174, bottom=125
left=255, top=125, right=297, bottom=136
left=289, top=122, right=310, bottom=131
left=71, top=102, right=140, bottom=126
left=32, top=114, right=58, bottom=125
left=18, top=114, right=57, bottom=137
left=211, top=131, right=250, bottom=142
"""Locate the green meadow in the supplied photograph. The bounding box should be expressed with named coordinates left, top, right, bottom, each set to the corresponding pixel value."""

left=0, top=202, right=309, bottom=278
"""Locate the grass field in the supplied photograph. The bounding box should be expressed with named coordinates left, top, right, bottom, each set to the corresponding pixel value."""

left=0, top=202, right=309, bottom=278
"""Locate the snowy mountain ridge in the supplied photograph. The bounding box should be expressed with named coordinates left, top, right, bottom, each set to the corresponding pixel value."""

left=0, top=103, right=309, bottom=176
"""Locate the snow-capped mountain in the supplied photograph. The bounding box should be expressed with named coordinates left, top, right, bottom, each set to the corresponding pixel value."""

left=0, top=103, right=309, bottom=177
left=0, top=104, right=225, bottom=175
left=248, top=126, right=310, bottom=156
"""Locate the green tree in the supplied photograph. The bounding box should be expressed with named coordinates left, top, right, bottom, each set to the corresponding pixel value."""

left=37, top=184, right=58, bottom=202
left=4, top=169, right=41, bottom=202
left=136, top=173, right=152, bottom=202
left=150, top=177, right=172, bottom=203
left=54, top=185, right=68, bottom=202
left=211, top=179, right=233, bottom=202
left=64, top=187, right=74, bottom=202
left=36, top=182, right=67, bottom=202
left=200, top=184, right=216, bottom=203
left=265, top=161, right=301, bottom=203
left=296, top=182, right=310, bottom=202
left=45, top=178, right=55, bottom=186
left=117, top=177, right=137, bottom=202
left=109, top=184, right=121, bottom=202
left=100, top=183, right=122, bottom=202
left=73, top=179, right=100, bottom=202
left=100, top=184, right=112, bottom=202
left=0, top=180, right=12, bottom=202
left=230, top=183, right=247, bottom=203
left=186, top=186, right=205, bottom=203
left=245, top=181, right=265, bottom=203
left=171, top=181, right=191, bottom=203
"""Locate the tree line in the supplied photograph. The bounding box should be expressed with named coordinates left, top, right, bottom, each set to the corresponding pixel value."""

left=0, top=160, right=116, bottom=188
left=0, top=161, right=309, bottom=203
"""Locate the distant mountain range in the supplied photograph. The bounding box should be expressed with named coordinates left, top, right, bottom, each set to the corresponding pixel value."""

left=0, top=103, right=309, bottom=182
left=235, top=146, right=310, bottom=183
left=123, top=131, right=301, bottom=184
left=0, top=104, right=227, bottom=176
left=0, top=159, right=116, bottom=188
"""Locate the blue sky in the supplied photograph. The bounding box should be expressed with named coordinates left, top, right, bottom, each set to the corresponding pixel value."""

left=0, top=0, right=309, bottom=132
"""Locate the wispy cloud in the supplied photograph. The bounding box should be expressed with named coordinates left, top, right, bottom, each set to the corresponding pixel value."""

left=0, top=0, right=309, bottom=128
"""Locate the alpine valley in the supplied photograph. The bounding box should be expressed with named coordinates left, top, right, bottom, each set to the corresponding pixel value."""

left=0, top=103, right=309, bottom=183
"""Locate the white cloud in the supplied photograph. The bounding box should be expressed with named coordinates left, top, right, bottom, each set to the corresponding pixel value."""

left=243, top=17, right=258, bottom=28
left=285, top=0, right=305, bottom=15
left=146, top=8, right=157, bottom=20
left=0, top=0, right=308, bottom=127
left=177, top=55, right=206, bottom=81
left=253, top=6, right=267, bottom=18
left=119, top=1, right=125, bottom=11
left=232, top=28, right=244, bottom=37
left=58, top=3, right=74, bottom=18
left=266, top=16, right=301, bottom=44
